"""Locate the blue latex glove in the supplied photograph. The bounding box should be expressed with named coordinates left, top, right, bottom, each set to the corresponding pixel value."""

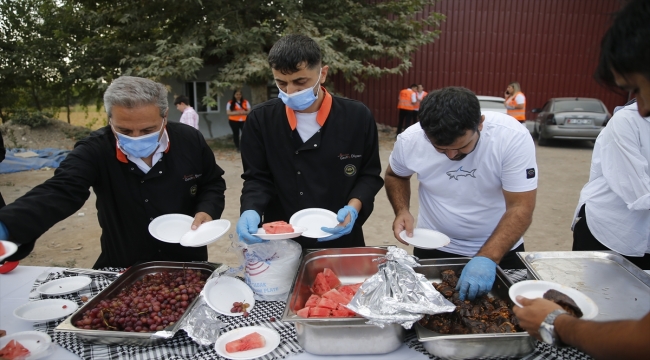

left=456, top=256, right=497, bottom=301
left=236, top=210, right=264, bottom=244
left=0, top=221, right=8, bottom=240
left=319, top=205, right=358, bottom=242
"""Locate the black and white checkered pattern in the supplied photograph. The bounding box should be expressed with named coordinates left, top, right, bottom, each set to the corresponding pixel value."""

left=32, top=269, right=303, bottom=360
left=405, top=269, right=594, bottom=360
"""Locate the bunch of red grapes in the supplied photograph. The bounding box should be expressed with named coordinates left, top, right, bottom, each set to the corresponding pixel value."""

left=75, top=269, right=208, bottom=332
left=230, top=301, right=250, bottom=317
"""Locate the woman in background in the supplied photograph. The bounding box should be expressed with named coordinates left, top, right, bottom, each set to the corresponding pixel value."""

left=226, top=89, right=251, bottom=152
left=504, top=82, right=526, bottom=124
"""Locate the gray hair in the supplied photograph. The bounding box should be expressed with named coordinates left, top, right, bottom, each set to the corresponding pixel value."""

left=104, top=76, right=168, bottom=118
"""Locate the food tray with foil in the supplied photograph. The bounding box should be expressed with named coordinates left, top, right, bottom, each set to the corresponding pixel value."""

left=518, top=251, right=650, bottom=322
left=55, top=261, right=220, bottom=345
left=281, top=247, right=405, bottom=356
left=414, top=258, right=534, bottom=360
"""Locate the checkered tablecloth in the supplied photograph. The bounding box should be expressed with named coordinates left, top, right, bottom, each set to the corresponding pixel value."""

left=404, top=269, right=594, bottom=360
left=31, top=269, right=302, bottom=360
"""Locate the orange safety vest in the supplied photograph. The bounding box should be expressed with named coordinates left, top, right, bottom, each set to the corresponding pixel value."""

left=414, top=91, right=428, bottom=110
left=505, top=92, right=526, bottom=121
left=397, top=89, right=416, bottom=110
left=228, top=100, right=249, bottom=121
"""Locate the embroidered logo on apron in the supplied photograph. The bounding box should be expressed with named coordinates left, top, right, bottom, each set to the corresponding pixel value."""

left=190, top=185, right=197, bottom=196
left=344, top=164, right=357, bottom=176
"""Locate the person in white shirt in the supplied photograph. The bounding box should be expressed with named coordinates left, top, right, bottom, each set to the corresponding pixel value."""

left=385, top=86, right=537, bottom=301
left=572, top=99, right=650, bottom=269
left=174, top=95, right=200, bottom=130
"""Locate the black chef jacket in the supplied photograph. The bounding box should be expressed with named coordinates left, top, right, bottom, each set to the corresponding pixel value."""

left=0, top=122, right=226, bottom=268
left=240, top=90, right=384, bottom=249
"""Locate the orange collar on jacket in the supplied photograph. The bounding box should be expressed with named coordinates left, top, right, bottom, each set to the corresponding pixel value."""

left=285, top=87, right=332, bottom=130
left=115, top=129, right=171, bottom=163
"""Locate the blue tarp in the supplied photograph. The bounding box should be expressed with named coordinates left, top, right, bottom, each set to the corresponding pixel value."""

left=0, top=148, right=70, bottom=174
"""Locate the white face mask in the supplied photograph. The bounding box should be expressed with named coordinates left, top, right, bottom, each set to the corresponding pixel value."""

left=277, top=68, right=322, bottom=111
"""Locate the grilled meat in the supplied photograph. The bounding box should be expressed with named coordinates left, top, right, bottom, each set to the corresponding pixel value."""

left=543, top=289, right=583, bottom=318
left=419, top=269, right=523, bottom=334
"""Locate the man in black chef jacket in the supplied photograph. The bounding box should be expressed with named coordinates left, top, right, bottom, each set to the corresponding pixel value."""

left=236, top=34, right=383, bottom=248
left=0, top=76, right=226, bottom=268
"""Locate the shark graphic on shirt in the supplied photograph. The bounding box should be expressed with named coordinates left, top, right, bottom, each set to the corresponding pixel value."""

left=446, top=166, right=477, bottom=180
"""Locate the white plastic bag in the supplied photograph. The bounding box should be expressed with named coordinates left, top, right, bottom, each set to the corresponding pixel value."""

left=240, top=239, right=302, bottom=301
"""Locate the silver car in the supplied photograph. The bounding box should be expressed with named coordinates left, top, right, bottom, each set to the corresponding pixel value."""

left=477, top=95, right=507, bottom=114
left=532, top=97, right=611, bottom=146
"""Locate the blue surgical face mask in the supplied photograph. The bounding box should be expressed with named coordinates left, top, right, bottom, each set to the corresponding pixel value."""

left=112, top=120, right=165, bottom=158
left=277, top=68, right=322, bottom=111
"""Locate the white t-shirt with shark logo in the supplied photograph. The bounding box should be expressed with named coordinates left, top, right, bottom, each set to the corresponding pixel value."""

left=389, top=111, right=538, bottom=256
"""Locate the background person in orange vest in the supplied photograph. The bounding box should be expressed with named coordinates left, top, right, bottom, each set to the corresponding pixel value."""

left=413, top=84, right=428, bottom=123
left=226, top=89, right=251, bottom=152
left=504, top=82, right=526, bottom=123
left=396, top=84, right=418, bottom=134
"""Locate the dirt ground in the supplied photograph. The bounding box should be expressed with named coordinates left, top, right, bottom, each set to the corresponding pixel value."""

left=0, top=121, right=595, bottom=269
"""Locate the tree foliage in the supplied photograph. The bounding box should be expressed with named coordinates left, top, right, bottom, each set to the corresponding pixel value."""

left=2, top=0, right=444, bottom=116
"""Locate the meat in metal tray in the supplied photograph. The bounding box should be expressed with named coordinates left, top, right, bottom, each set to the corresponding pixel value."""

left=517, top=251, right=650, bottom=322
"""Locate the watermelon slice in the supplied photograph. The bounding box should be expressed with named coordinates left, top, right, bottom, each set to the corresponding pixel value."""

left=338, top=283, right=362, bottom=298
left=322, top=268, right=341, bottom=289
left=262, top=221, right=294, bottom=234
left=225, top=332, right=266, bottom=353
left=308, top=307, right=331, bottom=317
left=0, top=339, right=31, bottom=360
left=304, top=294, right=321, bottom=308
left=0, top=241, right=5, bottom=256
left=296, top=307, right=310, bottom=318
left=316, top=297, right=338, bottom=310
left=331, top=307, right=357, bottom=318
left=322, top=288, right=350, bottom=305
left=311, top=272, right=331, bottom=295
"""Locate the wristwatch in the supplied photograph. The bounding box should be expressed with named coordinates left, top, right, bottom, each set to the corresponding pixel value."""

left=539, top=309, right=568, bottom=346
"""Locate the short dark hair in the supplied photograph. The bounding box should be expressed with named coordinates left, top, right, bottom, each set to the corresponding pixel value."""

left=268, top=34, right=322, bottom=75
left=595, top=0, right=650, bottom=88
left=174, top=95, right=190, bottom=106
left=418, top=87, right=481, bottom=146
left=410, top=84, right=418, bottom=89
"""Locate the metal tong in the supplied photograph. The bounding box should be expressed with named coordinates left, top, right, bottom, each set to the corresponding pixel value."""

left=64, top=268, right=121, bottom=277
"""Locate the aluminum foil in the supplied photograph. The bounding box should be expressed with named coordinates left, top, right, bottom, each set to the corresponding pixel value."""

left=345, top=246, right=455, bottom=329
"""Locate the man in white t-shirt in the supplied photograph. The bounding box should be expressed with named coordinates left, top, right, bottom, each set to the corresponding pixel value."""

left=385, top=86, right=538, bottom=300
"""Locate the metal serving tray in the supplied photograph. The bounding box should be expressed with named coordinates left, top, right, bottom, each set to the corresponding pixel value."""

left=55, top=261, right=220, bottom=345
left=281, top=247, right=405, bottom=355
left=414, top=258, right=534, bottom=360
left=518, top=251, right=650, bottom=321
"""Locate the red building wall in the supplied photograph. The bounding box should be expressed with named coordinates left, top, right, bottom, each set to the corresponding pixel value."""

left=331, top=0, right=628, bottom=126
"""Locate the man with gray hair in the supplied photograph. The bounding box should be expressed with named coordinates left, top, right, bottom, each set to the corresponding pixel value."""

left=0, top=76, right=226, bottom=268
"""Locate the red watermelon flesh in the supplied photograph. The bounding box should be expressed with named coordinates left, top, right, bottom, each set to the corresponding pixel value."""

left=296, top=307, right=310, bottom=318
left=322, top=268, right=341, bottom=289
left=322, top=288, right=350, bottom=305
left=311, top=272, right=331, bottom=295
left=308, top=307, right=331, bottom=317
left=304, top=294, right=321, bottom=308
left=262, top=221, right=294, bottom=234
left=0, top=339, right=31, bottom=360
left=331, top=306, right=357, bottom=318
left=0, top=242, right=5, bottom=256
left=225, top=332, right=266, bottom=353
left=317, top=297, right=338, bottom=310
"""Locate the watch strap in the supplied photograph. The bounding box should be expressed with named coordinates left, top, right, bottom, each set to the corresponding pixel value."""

left=541, top=309, right=568, bottom=346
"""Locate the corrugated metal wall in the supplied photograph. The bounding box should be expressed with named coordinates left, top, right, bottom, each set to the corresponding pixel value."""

left=331, top=0, right=628, bottom=126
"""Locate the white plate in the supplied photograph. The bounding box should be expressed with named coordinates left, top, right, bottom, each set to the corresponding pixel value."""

left=399, top=228, right=450, bottom=249
left=203, top=276, right=255, bottom=317
left=509, top=280, right=599, bottom=319
left=252, top=226, right=307, bottom=240
left=36, top=276, right=92, bottom=295
left=13, top=299, right=79, bottom=322
left=148, top=214, right=193, bottom=243
left=180, top=219, right=231, bottom=247
left=0, top=240, right=18, bottom=261
left=289, top=208, right=338, bottom=238
left=0, top=331, right=52, bottom=360
left=214, top=325, right=281, bottom=360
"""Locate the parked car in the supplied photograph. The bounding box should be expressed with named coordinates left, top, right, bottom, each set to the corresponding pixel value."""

left=532, top=97, right=611, bottom=146
left=477, top=95, right=507, bottom=114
